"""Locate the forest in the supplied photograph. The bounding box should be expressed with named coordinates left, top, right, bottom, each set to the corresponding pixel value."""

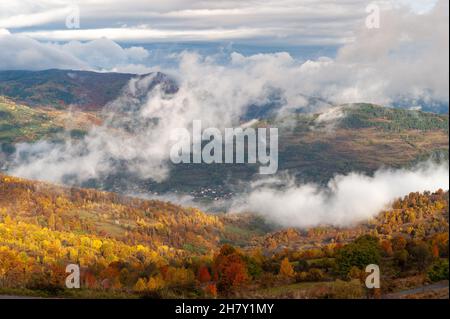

left=0, top=174, right=448, bottom=298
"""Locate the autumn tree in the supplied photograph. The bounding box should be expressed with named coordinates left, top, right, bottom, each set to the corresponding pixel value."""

left=279, top=257, right=294, bottom=279
left=134, top=278, right=147, bottom=292
left=381, top=240, right=393, bottom=257
left=392, top=236, right=407, bottom=251
left=204, top=283, right=217, bottom=298
left=213, top=245, right=248, bottom=294
left=197, top=265, right=211, bottom=283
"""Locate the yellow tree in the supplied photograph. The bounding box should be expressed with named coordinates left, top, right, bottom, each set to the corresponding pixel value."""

left=133, top=278, right=147, bottom=292
left=279, top=257, right=294, bottom=279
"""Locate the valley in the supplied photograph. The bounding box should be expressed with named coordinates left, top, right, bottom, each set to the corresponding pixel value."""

left=0, top=69, right=448, bottom=299
left=0, top=73, right=448, bottom=202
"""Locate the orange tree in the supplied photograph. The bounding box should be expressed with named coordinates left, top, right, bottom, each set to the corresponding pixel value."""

left=212, top=245, right=249, bottom=294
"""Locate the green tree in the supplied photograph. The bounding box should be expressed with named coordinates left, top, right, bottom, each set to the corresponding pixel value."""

left=427, top=259, right=449, bottom=282
left=335, top=235, right=381, bottom=278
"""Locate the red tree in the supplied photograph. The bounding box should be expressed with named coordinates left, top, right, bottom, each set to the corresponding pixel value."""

left=213, top=245, right=248, bottom=294
left=197, top=265, right=211, bottom=283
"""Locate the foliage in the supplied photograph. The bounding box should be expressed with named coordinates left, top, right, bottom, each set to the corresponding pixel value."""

left=212, top=245, right=249, bottom=294
left=0, top=173, right=448, bottom=298
left=279, top=258, right=295, bottom=279
left=335, top=235, right=381, bottom=278
left=427, top=259, right=449, bottom=282
left=341, top=103, right=449, bottom=132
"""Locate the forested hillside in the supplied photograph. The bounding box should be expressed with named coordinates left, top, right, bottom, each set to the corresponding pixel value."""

left=0, top=174, right=447, bottom=298
left=0, top=96, right=98, bottom=146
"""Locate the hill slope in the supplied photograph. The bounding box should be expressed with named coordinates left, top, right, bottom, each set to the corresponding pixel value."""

left=0, top=174, right=225, bottom=253
left=151, top=104, right=448, bottom=199
left=0, top=70, right=176, bottom=111
left=0, top=96, right=99, bottom=146
left=0, top=173, right=447, bottom=298
left=1, top=99, right=448, bottom=200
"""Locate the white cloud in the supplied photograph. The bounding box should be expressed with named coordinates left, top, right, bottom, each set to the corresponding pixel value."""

left=1, top=1, right=447, bottom=103
left=0, top=0, right=377, bottom=45
left=0, top=28, right=10, bottom=36
left=57, top=38, right=150, bottom=69
left=336, top=0, right=449, bottom=102
left=0, top=33, right=150, bottom=71
left=1, top=0, right=443, bottom=46
left=230, top=162, right=449, bottom=228
left=0, top=7, right=73, bottom=28
left=17, top=27, right=274, bottom=43
left=0, top=33, right=87, bottom=71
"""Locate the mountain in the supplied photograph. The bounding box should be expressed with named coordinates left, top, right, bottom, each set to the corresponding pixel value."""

left=0, top=69, right=448, bottom=205
left=0, top=69, right=177, bottom=111
left=0, top=173, right=226, bottom=253
left=1, top=94, right=448, bottom=201
left=139, top=103, right=448, bottom=200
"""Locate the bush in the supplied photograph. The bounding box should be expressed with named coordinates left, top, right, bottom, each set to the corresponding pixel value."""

left=427, top=259, right=449, bottom=282
left=307, top=268, right=325, bottom=282
left=258, top=273, right=277, bottom=288
left=394, top=249, right=409, bottom=271
left=408, top=242, right=433, bottom=271
left=294, top=259, right=309, bottom=272
left=243, top=256, right=263, bottom=279
left=294, top=269, right=325, bottom=282
left=294, top=272, right=309, bottom=283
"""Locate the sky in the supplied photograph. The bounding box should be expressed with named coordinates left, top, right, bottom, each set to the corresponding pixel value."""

left=0, top=0, right=441, bottom=44
left=0, top=0, right=448, bottom=106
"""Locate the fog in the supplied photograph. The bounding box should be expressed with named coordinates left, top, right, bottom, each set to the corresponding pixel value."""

left=230, top=162, right=449, bottom=228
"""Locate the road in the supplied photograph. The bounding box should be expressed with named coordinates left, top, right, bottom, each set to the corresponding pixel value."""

left=383, top=280, right=449, bottom=299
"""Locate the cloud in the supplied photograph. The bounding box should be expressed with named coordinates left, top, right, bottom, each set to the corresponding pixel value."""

left=0, top=0, right=415, bottom=45
left=6, top=52, right=309, bottom=184
left=1, top=1, right=448, bottom=106
left=0, top=7, right=74, bottom=29
left=0, top=33, right=150, bottom=71
left=56, top=38, right=150, bottom=69
left=17, top=27, right=276, bottom=44
left=1, top=1, right=443, bottom=46
left=0, top=33, right=87, bottom=71
left=336, top=0, right=449, bottom=103
left=230, top=161, right=449, bottom=228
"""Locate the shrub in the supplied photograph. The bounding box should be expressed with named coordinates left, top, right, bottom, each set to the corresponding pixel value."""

left=307, top=268, right=325, bottom=282
left=427, top=259, right=449, bottom=282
